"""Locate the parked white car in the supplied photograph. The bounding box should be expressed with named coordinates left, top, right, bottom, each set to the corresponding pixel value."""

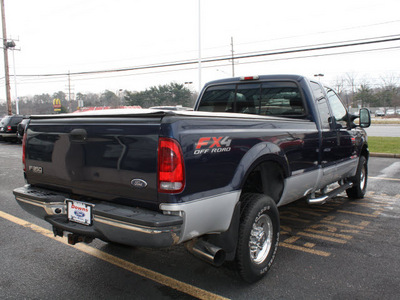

left=386, top=109, right=395, bottom=115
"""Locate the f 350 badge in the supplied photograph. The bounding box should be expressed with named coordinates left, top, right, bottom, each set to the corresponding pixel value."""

left=28, top=165, right=43, bottom=174
left=194, top=136, right=232, bottom=155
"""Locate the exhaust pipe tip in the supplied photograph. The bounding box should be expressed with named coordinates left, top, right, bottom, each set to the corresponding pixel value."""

left=186, top=239, right=226, bottom=267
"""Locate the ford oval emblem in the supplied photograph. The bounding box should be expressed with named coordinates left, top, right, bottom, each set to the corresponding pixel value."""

left=130, top=179, right=148, bottom=189
left=74, top=211, right=85, bottom=218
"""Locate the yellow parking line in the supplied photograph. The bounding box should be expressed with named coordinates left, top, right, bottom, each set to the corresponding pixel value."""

left=305, top=229, right=353, bottom=240
left=280, top=216, right=311, bottom=223
left=297, top=232, right=347, bottom=244
left=288, top=208, right=324, bottom=216
left=280, top=242, right=331, bottom=257
left=0, top=210, right=229, bottom=300
left=283, top=236, right=301, bottom=244
left=337, top=210, right=381, bottom=218
left=369, top=176, right=400, bottom=182
left=321, top=220, right=366, bottom=229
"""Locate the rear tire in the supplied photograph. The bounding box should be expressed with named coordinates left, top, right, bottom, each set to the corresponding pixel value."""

left=346, top=156, right=368, bottom=199
left=236, top=193, right=280, bottom=283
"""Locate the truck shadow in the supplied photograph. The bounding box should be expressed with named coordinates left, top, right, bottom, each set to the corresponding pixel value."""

left=97, top=193, right=388, bottom=291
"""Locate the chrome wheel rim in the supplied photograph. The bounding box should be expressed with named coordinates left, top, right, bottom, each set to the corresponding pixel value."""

left=360, top=163, right=366, bottom=191
left=249, top=214, right=273, bottom=264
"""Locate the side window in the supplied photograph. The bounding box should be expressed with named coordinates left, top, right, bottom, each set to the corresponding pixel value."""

left=310, top=82, right=331, bottom=129
left=326, top=89, right=348, bottom=128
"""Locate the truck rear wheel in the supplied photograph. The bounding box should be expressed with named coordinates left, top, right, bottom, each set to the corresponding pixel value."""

left=236, top=193, right=280, bottom=283
left=346, top=156, right=368, bottom=199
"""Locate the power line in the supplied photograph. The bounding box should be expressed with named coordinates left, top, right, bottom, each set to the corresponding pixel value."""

left=11, top=44, right=400, bottom=85
left=222, top=34, right=400, bottom=58
left=11, top=45, right=400, bottom=87
left=231, top=20, right=400, bottom=49
left=14, top=34, right=400, bottom=81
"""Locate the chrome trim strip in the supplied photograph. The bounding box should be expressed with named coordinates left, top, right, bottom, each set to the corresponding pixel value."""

left=16, top=195, right=174, bottom=235
left=16, top=197, right=48, bottom=208
left=278, top=169, right=320, bottom=207
left=337, top=157, right=359, bottom=178
left=93, top=215, right=165, bottom=234
left=279, top=157, right=359, bottom=207
left=16, top=196, right=66, bottom=215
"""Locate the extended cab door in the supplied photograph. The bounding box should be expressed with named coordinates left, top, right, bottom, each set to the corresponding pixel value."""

left=311, top=82, right=337, bottom=167
left=310, top=81, right=358, bottom=186
left=311, top=81, right=341, bottom=186
left=325, top=88, right=358, bottom=177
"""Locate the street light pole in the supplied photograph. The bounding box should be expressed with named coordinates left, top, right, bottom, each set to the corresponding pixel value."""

left=1, top=0, right=12, bottom=115
left=314, top=73, right=324, bottom=82
left=198, top=0, right=202, bottom=93
left=11, top=45, right=18, bottom=114
left=231, top=37, right=235, bottom=77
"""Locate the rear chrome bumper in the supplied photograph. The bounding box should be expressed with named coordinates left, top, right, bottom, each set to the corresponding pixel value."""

left=0, top=132, right=17, bottom=138
left=13, top=185, right=182, bottom=247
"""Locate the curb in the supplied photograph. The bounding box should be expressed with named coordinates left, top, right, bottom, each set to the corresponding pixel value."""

left=370, top=152, right=400, bottom=159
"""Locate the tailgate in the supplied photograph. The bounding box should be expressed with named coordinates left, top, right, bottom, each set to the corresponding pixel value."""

left=25, top=115, right=162, bottom=206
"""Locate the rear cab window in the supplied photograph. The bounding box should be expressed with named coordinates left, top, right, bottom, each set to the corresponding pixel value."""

left=198, top=81, right=306, bottom=118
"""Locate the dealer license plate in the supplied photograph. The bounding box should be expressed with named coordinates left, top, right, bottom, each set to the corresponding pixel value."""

left=66, top=200, right=93, bottom=226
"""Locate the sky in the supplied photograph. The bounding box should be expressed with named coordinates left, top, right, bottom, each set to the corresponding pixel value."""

left=1, top=0, right=400, bottom=102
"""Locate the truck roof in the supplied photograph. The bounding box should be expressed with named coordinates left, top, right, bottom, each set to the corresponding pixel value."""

left=202, top=74, right=307, bottom=87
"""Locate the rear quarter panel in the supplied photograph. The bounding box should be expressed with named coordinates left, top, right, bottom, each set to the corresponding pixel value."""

left=159, top=113, right=320, bottom=203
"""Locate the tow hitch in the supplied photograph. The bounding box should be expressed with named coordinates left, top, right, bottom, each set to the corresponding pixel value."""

left=67, top=234, right=94, bottom=245
left=52, top=226, right=93, bottom=245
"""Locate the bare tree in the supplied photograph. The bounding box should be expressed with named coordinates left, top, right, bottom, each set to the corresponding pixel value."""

left=331, top=76, right=346, bottom=95
left=378, top=74, right=400, bottom=110
left=344, top=72, right=358, bottom=108
left=380, top=73, right=400, bottom=88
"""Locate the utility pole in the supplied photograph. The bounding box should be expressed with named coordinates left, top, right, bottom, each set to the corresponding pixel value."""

left=11, top=42, right=18, bottom=113
left=1, top=0, right=12, bottom=115
left=65, top=71, right=75, bottom=113
left=68, top=71, right=71, bottom=112
left=231, top=37, right=235, bottom=77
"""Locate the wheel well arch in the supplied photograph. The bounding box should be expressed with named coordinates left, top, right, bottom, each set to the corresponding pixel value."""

left=240, top=157, right=288, bottom=204
left=361, top=143, right=369, bottom=160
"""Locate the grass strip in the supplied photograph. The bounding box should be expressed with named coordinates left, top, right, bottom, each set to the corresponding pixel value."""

left=368, top=136, right=400, bottom=154
left=371, top=120, right=400, bottom=125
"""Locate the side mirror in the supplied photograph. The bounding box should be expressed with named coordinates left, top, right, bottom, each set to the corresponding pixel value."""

left=359, top=108, right=371, bottom=128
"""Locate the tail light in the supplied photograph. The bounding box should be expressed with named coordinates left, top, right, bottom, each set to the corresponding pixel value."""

left=7, top=125, right=11, bottom=132
left=158, top=137, right=185, bottom=193
left=22, top=132, right=27, bottom=171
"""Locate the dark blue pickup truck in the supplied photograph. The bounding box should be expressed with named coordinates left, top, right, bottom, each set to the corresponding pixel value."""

left=14, top=74, right=371, bottom=282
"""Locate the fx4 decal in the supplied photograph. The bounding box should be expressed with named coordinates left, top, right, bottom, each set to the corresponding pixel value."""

left=194, top=136, right=232, bottom=155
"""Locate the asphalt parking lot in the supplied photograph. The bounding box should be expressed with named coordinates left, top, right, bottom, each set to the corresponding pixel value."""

left=0, top=141, right=399, bottom=299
